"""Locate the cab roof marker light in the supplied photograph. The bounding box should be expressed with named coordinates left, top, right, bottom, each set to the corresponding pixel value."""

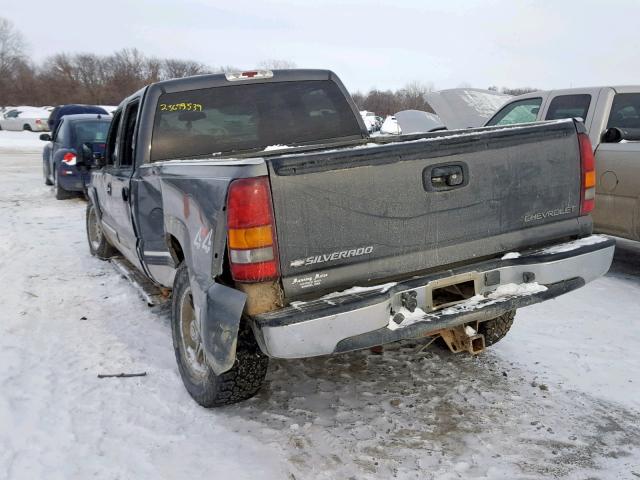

left=225, top=70, right=274, bottom=81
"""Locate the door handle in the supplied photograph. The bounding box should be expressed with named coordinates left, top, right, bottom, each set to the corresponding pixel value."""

left=122, top=187, right=129, bottom=202
left=107, top=183, right=112, bottom=195
left=431, top=165, right=464, bottom=187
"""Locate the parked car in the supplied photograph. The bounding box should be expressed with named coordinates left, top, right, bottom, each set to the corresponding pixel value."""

left=394, top=109, right=445, bottom=133
left=425, top=88, right=512, bottom=129
left=486, top=86, right=640, bottom=242
left=0, top=107, right=50, bottom=131
left=380, top=115, right=401, bottom=134
left=359, top=110, right=379, bottom=132
left=84, top=69, right=613, bottom=407
left=47, top=104, right=110, bottom=133
left=40, top=114, right=111, bottom=199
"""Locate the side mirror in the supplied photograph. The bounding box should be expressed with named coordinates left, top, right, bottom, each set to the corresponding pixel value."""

left=39, top=133, right=51, bottom=141
left=602, top=127, right=640, bottom=143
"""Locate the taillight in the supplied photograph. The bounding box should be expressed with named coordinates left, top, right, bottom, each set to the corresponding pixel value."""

left=226, top=176, right=280, bottom=282
left=62, top=152, right=77, bottom=166
left=578, top=133, right=595, bottom=215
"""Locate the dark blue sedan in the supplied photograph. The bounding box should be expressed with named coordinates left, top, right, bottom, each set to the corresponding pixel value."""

left=41, top=114, right=112, bottom=199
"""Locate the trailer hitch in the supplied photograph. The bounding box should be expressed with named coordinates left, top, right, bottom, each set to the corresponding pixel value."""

left=438, top=325, right=485, bottom=355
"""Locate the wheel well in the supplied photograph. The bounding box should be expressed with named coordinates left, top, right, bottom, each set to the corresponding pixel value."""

left=168, top=235, right=185, bottom=264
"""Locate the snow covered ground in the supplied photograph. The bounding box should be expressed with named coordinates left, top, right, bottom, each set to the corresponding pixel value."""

left=1, top=150, right=639, bottom=479
left=0, top=131, right=47, bottom=153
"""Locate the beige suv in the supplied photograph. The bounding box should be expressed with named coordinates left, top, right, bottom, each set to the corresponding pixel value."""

left=487, top=86, right=640, bottom=242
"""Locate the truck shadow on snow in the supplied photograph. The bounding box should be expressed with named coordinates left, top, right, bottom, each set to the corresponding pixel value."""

left=219, top=340, right=640, bottom=478
left=608, top=237, right=640, bottom=284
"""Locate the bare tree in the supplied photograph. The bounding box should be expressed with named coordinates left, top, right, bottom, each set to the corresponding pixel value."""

left=0, top=17, right=26, bottom=69
left=162, top=59, right=208, bottom=79
left=0, top=17, right=28, bottom=105
left=353, top=82, right=435, bottom=116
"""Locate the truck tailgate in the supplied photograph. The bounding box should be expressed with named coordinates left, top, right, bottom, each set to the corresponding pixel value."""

left=266, top=120, right=588, bottom=298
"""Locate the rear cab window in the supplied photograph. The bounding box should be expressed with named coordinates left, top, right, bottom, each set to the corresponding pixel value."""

left=486, top=98, right=542, bottom=126
left=607, top=93, right=640, bottom=130
left=150, top=80, right=362, bottom=162
left=545, top=94, right=592, bottom=121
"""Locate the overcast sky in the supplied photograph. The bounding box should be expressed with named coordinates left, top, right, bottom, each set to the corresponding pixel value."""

left=2, top=0, right=639, bottom=92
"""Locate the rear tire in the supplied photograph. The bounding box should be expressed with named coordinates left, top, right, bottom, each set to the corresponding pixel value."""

left=171, top=263, right=268, bottom=407
left=43, top=161, right=53, bottom=186
left=86, top=202, right=116, bottom=259
left=23, top=124, right=32, bottom=131
left=478, top=310, right=516, bottom=347
left=54, top=170, right=73, bottom=200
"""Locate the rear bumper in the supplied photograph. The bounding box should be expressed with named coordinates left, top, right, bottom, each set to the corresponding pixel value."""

left=252, top=236, right=615, bottom=358
left=57, top=166, right=91, bottom=191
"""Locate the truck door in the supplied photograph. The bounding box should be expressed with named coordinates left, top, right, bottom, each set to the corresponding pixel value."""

left=104, top=99, right=141, bottom=266
left=592, top=90, right=640, bottom=240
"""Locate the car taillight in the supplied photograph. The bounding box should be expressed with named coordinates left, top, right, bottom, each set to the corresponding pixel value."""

left=226, top=176, right=280, bottom=282
left=578, top=133, right=595, bottom=215
left=62, top=152, right=77, bottom=166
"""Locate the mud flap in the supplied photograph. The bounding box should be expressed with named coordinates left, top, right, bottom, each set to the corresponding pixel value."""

left=202, top=282, right=247, bottom=374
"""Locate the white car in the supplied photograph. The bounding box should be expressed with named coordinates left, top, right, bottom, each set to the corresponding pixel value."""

left=0, top=107, right=50, bottom=132
left=359, top=110, right=379, bottom=132
left=380, top=115, right=401, bottom=135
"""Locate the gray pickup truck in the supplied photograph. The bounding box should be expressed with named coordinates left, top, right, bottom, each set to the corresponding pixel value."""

left=84, top=69, right=614, bottom=407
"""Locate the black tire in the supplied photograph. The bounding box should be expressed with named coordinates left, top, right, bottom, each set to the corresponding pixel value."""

left=171, top=263, right=268, bottom=407
left=23, top=124, right=32, bottom=131
left=43, top=161, right=53, bottom=186
left=86, top=202, right=116, bottom=259
left=54, top=170, right=73, bottom=200
left=477, top=310, right=516, bottom=347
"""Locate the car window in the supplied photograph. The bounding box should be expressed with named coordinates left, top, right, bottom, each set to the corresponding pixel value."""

left=105, top=110, right=123, bottom=167
left=607, top=93, right=640, bottom=130
left=56, top=120, right=67, bottom=144
left=486, top=98, right=542, bottom=126
left=72, top=121, right=110, bottom=146
left=119, top=102, right=139, bottom=168
left=545, top=94, right=591, bottom=121
left=150, top=80, right=362, bottom=161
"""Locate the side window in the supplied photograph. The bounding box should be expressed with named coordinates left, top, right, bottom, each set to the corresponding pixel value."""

left=105, top=110, right=123, bottom=167
left=486, top=98, right=542, bottom=126
left=55, top=120, right=67, bottom=144
left=607, top=93, right=640, bottom=130
left=545, top=94, right=591, bottom=121
left=119, top=101, right=139, bottom=168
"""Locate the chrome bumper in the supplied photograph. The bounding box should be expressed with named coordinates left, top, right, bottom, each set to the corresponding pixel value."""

left=253, top=236, right=615, bottom=359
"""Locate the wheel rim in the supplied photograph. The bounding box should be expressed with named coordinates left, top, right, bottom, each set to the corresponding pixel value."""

left=87, top=205, right=103, bottom=251
left=178, top=287, right=208, bottom=380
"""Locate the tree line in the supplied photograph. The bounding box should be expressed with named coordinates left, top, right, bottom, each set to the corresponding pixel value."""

left=1, top=17, right=536, bottom=114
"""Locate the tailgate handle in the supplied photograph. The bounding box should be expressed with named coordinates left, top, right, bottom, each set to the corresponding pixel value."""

left=431, top=165, right=464, bottom=187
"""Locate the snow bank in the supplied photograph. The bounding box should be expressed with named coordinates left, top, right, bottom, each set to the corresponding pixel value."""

left=537, top=234, right=610, bottom=254
left=0, top=131, right=46, bottom=153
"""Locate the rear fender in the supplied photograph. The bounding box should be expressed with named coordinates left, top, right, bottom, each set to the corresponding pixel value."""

left=87, top=186, right=101, bottom=217
left=160, top=176, right=247, bottom=374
